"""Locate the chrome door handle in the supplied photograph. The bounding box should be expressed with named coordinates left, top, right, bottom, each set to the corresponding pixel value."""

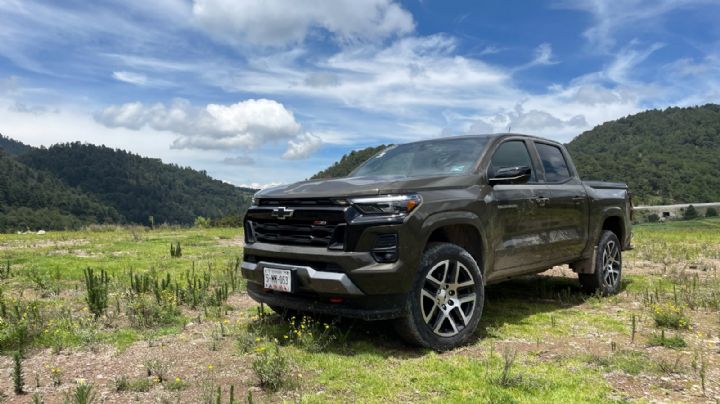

left=572, top=196, right=585, bottom=204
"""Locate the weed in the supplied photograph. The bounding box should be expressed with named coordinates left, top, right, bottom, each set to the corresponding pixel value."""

left=145, top=359, right=169, bottom=383
left=115, top=375, right=152, bottom=393
left=656, top=355, right=683, bottom=374
left=170, top=242, right=182, bottom=258
left=648, top=330, right=687, bottom=349
left=252, top=345, right=290, bottom=391
left=64, top=381, right=95, bottom=404
left=166, top=377, right=189, bottom=391
left=12, top=350, right=23, bottom=394
left=652, top=302, right=689, bottom=329
left=31, top=392, right=43, bottom=404
left=50, top=366, right=62, bottom=386
left=84, top=268, right=109, bottom=319
left=497, top=348, right=518, bottom=387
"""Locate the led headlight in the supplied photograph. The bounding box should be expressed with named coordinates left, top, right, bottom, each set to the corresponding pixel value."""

left=251, top=192, right=260, bottom=206
left=350, top=194, right=422, bottom=216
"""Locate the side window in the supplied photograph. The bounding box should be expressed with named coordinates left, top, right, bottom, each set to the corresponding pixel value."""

left=489, top=141, right=536, bottom=182
left=535, top=143, right=571, bottom=182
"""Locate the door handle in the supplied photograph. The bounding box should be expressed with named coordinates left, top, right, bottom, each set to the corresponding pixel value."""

left=572, top=195, right=585, bottom=204
left=534, top=196, right=549, bottom=207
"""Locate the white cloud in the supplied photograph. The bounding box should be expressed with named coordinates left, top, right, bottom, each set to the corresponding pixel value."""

left=555, top=0, right=711, bottom=52
left=112, top=71, right=148, bottom=85
left=222, top=155, right=256, bottom=166
left=192, top=0, right=414, bottom=47
left=282, top=133, right=322, bottom=160
left=95, top=98, right=301, bottom=150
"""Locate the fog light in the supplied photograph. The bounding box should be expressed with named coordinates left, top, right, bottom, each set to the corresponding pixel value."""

left=371, top=234, right=399, bottom=263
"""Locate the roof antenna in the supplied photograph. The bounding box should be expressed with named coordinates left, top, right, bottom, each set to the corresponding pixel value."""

left=507, top=124, right=512, bottom=133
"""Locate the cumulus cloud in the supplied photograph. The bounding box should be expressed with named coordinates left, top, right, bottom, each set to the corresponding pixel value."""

left=95, top=98, right=301, bottom=150
left=282, top=133, right=322, bottom=160
left=192, top=0, right=414, bottom=47
left=112, top=71, right=148, bottom=85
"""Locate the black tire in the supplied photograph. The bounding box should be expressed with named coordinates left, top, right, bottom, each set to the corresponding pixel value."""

left=579, top=230, right=622, bottom=296
left=394, top=242, right=485, bottom=351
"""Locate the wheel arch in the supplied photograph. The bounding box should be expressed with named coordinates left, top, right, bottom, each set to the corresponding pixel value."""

left=420, top=211, right=489, bottom=278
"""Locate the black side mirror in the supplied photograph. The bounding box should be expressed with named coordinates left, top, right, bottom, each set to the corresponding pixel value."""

left=489, top=166, right=532, bottom=185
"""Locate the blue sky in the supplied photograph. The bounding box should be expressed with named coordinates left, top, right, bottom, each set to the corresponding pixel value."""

left=1, top=0, right=719, bottom=188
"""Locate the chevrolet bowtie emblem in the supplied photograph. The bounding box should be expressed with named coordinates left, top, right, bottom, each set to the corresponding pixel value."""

left=271, top=207, right=294, bottom=220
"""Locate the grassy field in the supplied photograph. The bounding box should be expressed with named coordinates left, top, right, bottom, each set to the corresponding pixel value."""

left=0, top=219, right=719, bottom=403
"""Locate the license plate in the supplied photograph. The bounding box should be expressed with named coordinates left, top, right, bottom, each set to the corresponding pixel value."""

left=263, top=268, right=292, bottom=292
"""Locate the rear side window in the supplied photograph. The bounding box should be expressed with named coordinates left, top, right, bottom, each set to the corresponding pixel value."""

left=535, top=143, right=571, bottom=182
left=489, top=141, right=536, bottom=182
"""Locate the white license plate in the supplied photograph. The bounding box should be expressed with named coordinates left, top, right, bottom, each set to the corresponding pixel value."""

left=263, top=268, right=292, bottom=292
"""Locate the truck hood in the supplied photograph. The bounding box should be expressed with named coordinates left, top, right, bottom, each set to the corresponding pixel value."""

left=257, top=174, right=478, bottom=199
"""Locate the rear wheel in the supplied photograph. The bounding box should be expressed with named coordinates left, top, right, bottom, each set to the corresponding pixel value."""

left=395, top=242, right=484, bottom=351
left=579, top=230, right=622, bottom=295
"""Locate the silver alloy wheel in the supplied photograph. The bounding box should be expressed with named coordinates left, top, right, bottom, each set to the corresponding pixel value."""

left=420, top=259, right=477, bottom=337
left=601, top=240, right=621, bottom=288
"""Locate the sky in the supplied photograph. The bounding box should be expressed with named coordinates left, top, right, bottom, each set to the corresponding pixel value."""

left=0, top=0, right=719, bottom=188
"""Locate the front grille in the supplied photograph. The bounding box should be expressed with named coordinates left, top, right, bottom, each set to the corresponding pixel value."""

left=246, top=208, right=346, bottom=247
left=258, top=198, right=343, bottom=207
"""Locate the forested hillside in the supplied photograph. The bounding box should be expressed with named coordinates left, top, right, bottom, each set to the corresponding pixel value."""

left=0, top=151, right=122, bottom=230
left=18, top=143, right=255, bottom=225
left=0, top=133, right=33, bottom=156
left=567, top=104, right=720, bottom=204
left=311, top=145, right=388, bottom=179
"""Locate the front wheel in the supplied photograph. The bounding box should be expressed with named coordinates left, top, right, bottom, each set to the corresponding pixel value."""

left=394, top=242, right=484, bottom=351
left=579, top=230, right=622, bottom=295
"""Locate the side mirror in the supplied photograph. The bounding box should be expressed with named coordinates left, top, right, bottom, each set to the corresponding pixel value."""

left=489, top=166, right=531, bottom=185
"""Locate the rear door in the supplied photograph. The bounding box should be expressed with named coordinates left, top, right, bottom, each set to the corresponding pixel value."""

left=488, top=139, right=547, bottom=272
left=531, top=141, right=589, bottom=262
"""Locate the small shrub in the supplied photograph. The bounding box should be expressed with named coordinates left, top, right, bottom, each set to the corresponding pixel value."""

left=64, top=381, right=95, bottom=404
left=652, top=302, right=689, bottom=329
left=114, top=375, right=129, bottom=392
left=145, top=359, right=169, bottom=383
left=12, top=351, right=23, bottom=394
left=252, top=345, right=289, bottom=391
left=170, top=242, right=182, bottom=258
left=83, top=268, right=109, bottom=319
left=165, top=377, right=188, bottom=391
left=706, top=207, right=718, bottom=217
left=648, top=330, right=687, bottom=349
left=683, top=205, right=698, bottom=220
left=647, top=213, right=660, bottom=223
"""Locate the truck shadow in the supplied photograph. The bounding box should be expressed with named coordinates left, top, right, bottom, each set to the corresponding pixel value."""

left=249, top=273, right=631, bottom=358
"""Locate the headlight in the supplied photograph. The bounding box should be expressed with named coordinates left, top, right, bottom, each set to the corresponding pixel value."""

left=251, top=193, right=260, bottom=206
left=350, top=194, right=422, bottom=215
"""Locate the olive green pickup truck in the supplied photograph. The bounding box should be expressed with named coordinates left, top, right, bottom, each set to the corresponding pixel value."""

left=241, top=134, right=632, bottom=350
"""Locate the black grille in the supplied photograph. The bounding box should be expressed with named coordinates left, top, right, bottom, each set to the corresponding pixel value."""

left=258, top=198, right=343, bottom=207
left=246, top=208, right=346, bottom=247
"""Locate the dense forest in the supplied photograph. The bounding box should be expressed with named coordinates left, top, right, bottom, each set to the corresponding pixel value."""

left=311, top=145, right=388, bottom=179
left=0, top=151, right=122, bottom=230
left=311, top=105, right=720, bottom=204
left=567, top=104, right=720, bottom=204
left=0, top=137, right=256, bottom=231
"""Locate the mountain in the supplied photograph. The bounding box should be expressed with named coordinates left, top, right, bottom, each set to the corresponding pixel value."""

left=0, top=150, right=122, bottom=231
left=17, top=142, right=255, bottom=225
left=567, top=104, right=720, bottom=205
left=0, top=133, right=33, bottom=156
left=311, top=145, right=389, bottom=179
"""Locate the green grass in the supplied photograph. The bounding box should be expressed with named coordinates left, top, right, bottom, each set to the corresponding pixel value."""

left=1, top=218, right=720, bottom=402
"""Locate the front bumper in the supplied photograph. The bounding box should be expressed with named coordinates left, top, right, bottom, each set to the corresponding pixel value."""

left=241, top=241, right=415, bottom=320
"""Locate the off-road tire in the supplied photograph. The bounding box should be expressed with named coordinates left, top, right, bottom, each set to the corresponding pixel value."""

left=579, top=230, right=622, bottom=295
left=394, top=242, right=484, bottom=351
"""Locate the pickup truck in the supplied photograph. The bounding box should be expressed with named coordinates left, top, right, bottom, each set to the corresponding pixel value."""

left=241, top=134, right=632, bottom=350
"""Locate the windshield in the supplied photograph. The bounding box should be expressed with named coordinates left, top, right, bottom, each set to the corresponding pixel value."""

left=352, top=137, right=489, bottom=178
